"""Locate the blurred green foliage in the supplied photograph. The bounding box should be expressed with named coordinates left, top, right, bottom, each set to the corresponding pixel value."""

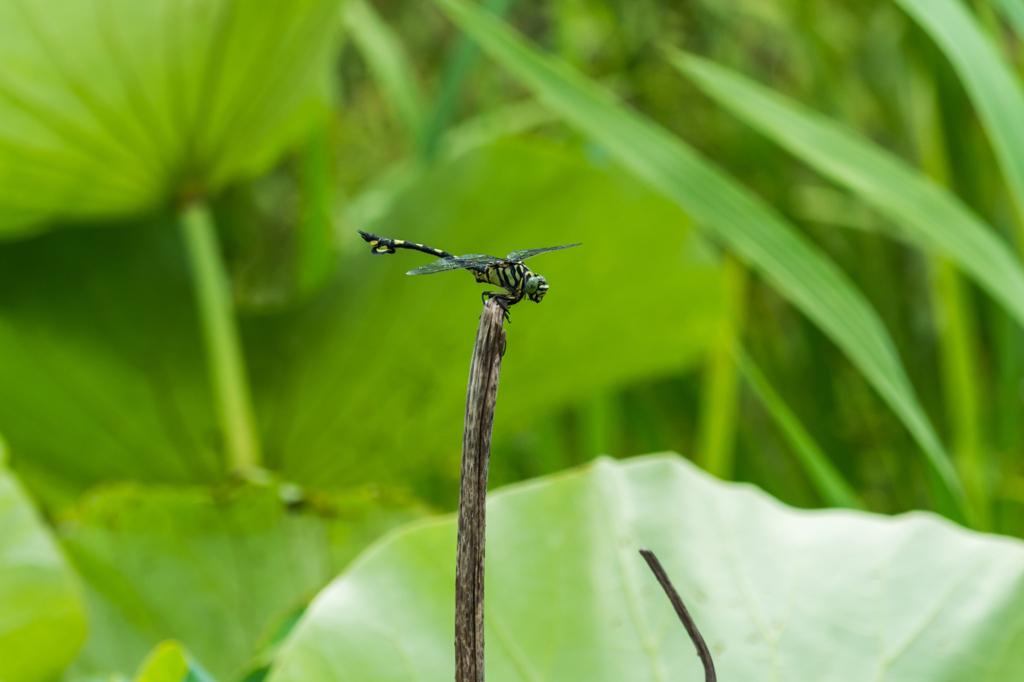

left=0, top=221, right=222, bottom=508
left=0, top=461, right=85, bottom=681
left=61, top=481, right=425, bottom=681
left=127, top=641, right=218, bottom=682
left=245, top=139, right=724, bottom=504
left=0, top=0, right=1024, bottom=677
left=305, top=0, right=1024, bottom=531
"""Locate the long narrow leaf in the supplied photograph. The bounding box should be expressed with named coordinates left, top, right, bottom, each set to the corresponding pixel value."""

left=430, top=0, right=969, bottom=521
left=735, top=346, right=864, bottom=509
left=421, top=0, right=516, bottom=160
left=907, top=64, right=990, bottom=528
left=343, top=0, right=425, bottom=146
left=993, top=0, right=1024, bottom=39
left=895, top=0, right=1024, bottom=246
left=670, top=51, right=1024, bottom=330
left=930, top=258, right=988, bottom=524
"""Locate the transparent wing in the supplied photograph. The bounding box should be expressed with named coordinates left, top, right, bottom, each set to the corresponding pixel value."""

left=506, top=243, right=581, bottom=261
left=406, top=254, right=500, bottom=275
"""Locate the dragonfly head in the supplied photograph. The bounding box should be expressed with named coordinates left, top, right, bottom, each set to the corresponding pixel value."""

left=525, top=274, right=549, bottom=302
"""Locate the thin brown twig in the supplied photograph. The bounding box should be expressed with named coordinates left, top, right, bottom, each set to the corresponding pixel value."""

left=639, top=548, right=716, bottom=682
left=455, top=298, right=506, bottom=682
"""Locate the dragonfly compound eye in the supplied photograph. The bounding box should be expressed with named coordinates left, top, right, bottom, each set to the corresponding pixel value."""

left=526, top=275, right=549, bottom=302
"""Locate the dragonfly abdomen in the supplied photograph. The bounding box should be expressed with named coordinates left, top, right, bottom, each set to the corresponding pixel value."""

left=358, top=230, right=454, bottom=259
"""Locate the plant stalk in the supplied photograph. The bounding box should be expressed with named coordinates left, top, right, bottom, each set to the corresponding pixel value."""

left=639, top=548, right=716, bottom=682
left=179, top=201, right=261, bottom=473
left=697, top=255, right=747, bottom=479
left=455, top=298, right=506, bottom=682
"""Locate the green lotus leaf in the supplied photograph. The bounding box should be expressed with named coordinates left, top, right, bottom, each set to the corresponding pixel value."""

left=0, top=219, right=221, bottom=508
left=0, top=0, right=340, bottom=236
left=269, top=454, right=1024, bottom=681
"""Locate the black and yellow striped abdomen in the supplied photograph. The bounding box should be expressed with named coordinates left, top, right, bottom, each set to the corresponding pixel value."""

left=358, top=230, right=453, bottom=259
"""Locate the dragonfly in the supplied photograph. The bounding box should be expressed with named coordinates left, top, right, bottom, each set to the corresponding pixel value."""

left=358, top=230, right=580, bottom=316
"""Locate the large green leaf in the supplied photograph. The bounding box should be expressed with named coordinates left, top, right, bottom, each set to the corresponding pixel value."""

left=0, top=0, right=340, bottom=236
left=670, top=50, right=1024, bottom=329
left=429, top=0, right=968, bottom=520
left=0, top=220, right=221, bottom=506
left=60, top=480, right=426, bottom=682
left=268, top=454, right=1024, bottom=682
left=246, top=139, right=725, bottom=500
left=894, top=0, right=1024, bottom=240
left=0, top=463, right=86, bottom=682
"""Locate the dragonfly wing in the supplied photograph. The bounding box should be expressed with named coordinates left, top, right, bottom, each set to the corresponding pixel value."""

left=506, top=243, right=581, bottom=261
left=406, top=254, right=499, bottom=275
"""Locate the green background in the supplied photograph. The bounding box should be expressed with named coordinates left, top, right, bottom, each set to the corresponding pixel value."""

left=1, top=0, right=1023, bottom=678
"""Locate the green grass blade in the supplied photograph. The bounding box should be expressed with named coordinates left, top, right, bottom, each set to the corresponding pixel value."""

left=895, top=0, right=1024, bottom=248
left=907, top=64, right=990, bottom=529
left=697, top=256, right=747, bottom=479
left=343, top=0, right=425, bottom=147
left=430, top=0, right=969, bottom=522
left=421, top=0, right=516, bottom=161
left=671, top=51, right=1024, bottom=331
left=735, top=346, right=864, bottom=509
left=930, top=258, right=988, bottom=525
left=994, top=0, right=1024, bottom=37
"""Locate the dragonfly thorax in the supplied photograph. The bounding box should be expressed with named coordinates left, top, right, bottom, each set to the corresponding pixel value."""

left=470, top=262, right=548, bottom=303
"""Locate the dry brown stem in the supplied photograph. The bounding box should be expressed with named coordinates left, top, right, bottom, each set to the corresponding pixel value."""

left=455, top=298, right=506, bottom=682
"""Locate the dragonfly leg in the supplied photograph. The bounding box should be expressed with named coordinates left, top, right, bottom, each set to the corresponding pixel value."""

left=481, top=291, right=512, bottom=321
